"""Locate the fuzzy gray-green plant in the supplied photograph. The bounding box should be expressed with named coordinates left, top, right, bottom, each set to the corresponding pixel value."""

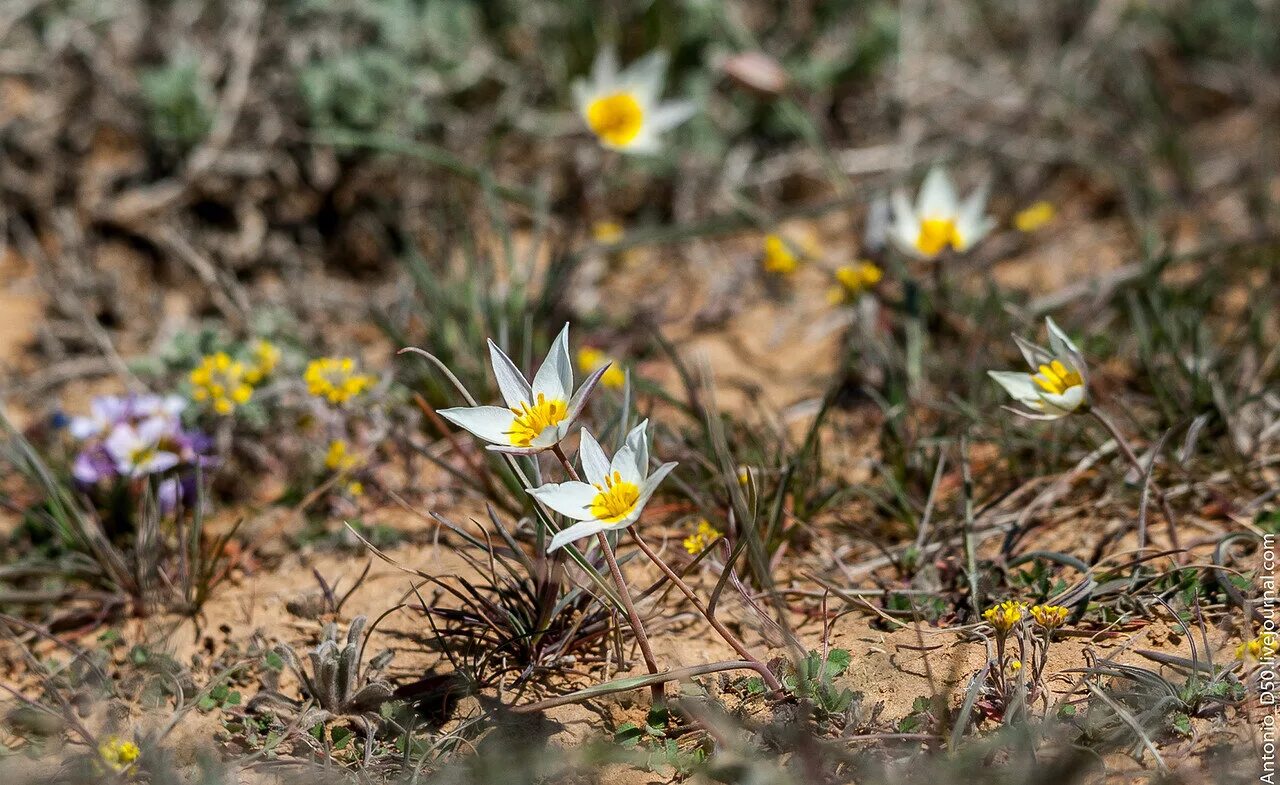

left=251, top=616, right=394, bottom=727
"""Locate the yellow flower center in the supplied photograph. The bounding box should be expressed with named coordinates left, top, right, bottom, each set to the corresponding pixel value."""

left=1032, top=360, right=1083, bottom=396
left=915, top=217, right=963, bottom=256
left=506, top=393, right=567, bottom=447
left=589, top=470, right=640, bottom=523
left=585, top=92, right=645, bottom=147
left=128, top=444, right=157, bottom=468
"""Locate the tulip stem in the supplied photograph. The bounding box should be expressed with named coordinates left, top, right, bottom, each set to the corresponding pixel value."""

left=1088, top=408, right=1183, bottom=555
left=629, top=531, right=783, bottom=693
left=550, top=444, right=664, bottom=705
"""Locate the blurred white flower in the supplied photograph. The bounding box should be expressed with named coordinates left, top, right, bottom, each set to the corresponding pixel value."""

left=438, top=325, right=608, bottom=454
left=530, top=421, right=676, bottom=553
left=573, top=48, right=695, bottom=154
left=104, top=418, right=180, bottom=478
left=988, top=317, right=1090, bottom=420
left=890, top=166, right=994, bottom=260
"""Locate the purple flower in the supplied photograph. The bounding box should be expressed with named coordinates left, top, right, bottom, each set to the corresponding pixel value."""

left=72, top=445, right=117, bottom=485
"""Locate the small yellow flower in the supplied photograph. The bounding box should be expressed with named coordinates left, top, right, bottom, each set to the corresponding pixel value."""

left=828, top=261, right=884, bottom=304
left=1238, top=632, right=1278, bottom=663
left=1030, top=604, right=1069, bottom=630
left=762, top=234, right=801, bottom=275
left=1014, top=201, right=1056, bottom=233
left=304, top=357, right=374, bottom=405
left=592, top=221, right=624, bottom=245
left=99, top=735, right=141, bottom=773
left=244, top=339, right=281, bottom=384
left=682, top=519, right=722, bottom=556
left=577, top=347, right=626, bottom=389
left=346, top=481, right=364, bottom=497
left=324, top=439, right=360, bottom=472
left=737, top=466, right=751, bottom=486
left=190, top=352, right=254, bottom=416
left=1009, top=659, right=1022, bottom=673
left=983, top=600, right=1026, bottom=635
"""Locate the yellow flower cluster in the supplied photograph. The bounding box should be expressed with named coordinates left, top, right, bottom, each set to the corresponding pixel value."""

left=304, top=357, right=374, bottom=405
left=828, top=261, right=884, bottom=304
left=682, top=519, right=722, bottom=556
left=983, top=600, right=1026, bottom=634
left=99, top=735, right=141, bottom=773
left=1238, top=632, right=1278, bottom=663
left=244, top=339, right=281, bottom=384
left=577, top=347, right=626, bottom=389
left=1014, top=201, right=1055, bottom=233
left=1030, top=604, right=1069, bottom=630
left=190, top=352, right=254, bottom=415
left=762, top=234, right=800, bottom=275
left=324, top=439, right=360, bottom=472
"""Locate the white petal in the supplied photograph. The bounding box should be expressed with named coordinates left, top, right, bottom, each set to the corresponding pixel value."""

left=625, top=419, right=649, bottom=477
left=917, top=166, right=958, bottom=219
left=1013, top=334, right=1054, bottom=371
left=571, top=79, right=592, bottom=115
left=647, top=99, right=696, bottom=132
left=889, top=189, right=923, bottom=258
left=988, top=371, right=1041, bottom=404
left=487, top=340, right=533, bottom=409
left=530, top=481, right=599, bottom=521
left=591, top=47, right=619, bottom=89
left=610, top=444, right=641, bottom=485
left=531, top=324, right=572, bottom=402
left=137, top=416, right=172, bottom=443
left=437, top=405, right=516, bottom=446
left=68, top=417, right=102, bottom=440
left=1038, top=384, right=1086, bottom=415
left=954, top=181, right=992, bottom=251
left=548, top=520, right=607, bottom=553
left=561, top=364, right=609, bottom=440
left=620, top=50, right=668, bottom=104
left=577, top=428, right=611, bottom=486
left=104, top=425, right=139, bottom=462
left=143, top=451, right=180, bottom=475
left=1044, top=317, right=1081, bottom=358
left=615, top=128, right=662, bottom=155
left=632, top=461, right=676, bottom=514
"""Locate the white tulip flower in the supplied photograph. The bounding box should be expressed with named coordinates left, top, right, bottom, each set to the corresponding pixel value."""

left=889, top=166, right=994, bottom=260
left=438, top=325, right=608, bottom=455
left=988, top=317, right=1090, bottom=420
left=530, top=421, right=676, bottom=553
left=573, top=48, right=696, bottom=154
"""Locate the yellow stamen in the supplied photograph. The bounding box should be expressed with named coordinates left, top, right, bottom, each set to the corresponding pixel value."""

left=589, top=470, right=640, bottom=523
left=585, top=92, right=645, bottom=147
left=915, top=217, right=963, bottom=256
left=1032, top=360, right=1083, bottom=396
left=506, top=393, right=567, bottom=448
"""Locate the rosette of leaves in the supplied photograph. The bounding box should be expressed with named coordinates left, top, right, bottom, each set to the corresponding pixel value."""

left=251, top=616, right=394, bottom=727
